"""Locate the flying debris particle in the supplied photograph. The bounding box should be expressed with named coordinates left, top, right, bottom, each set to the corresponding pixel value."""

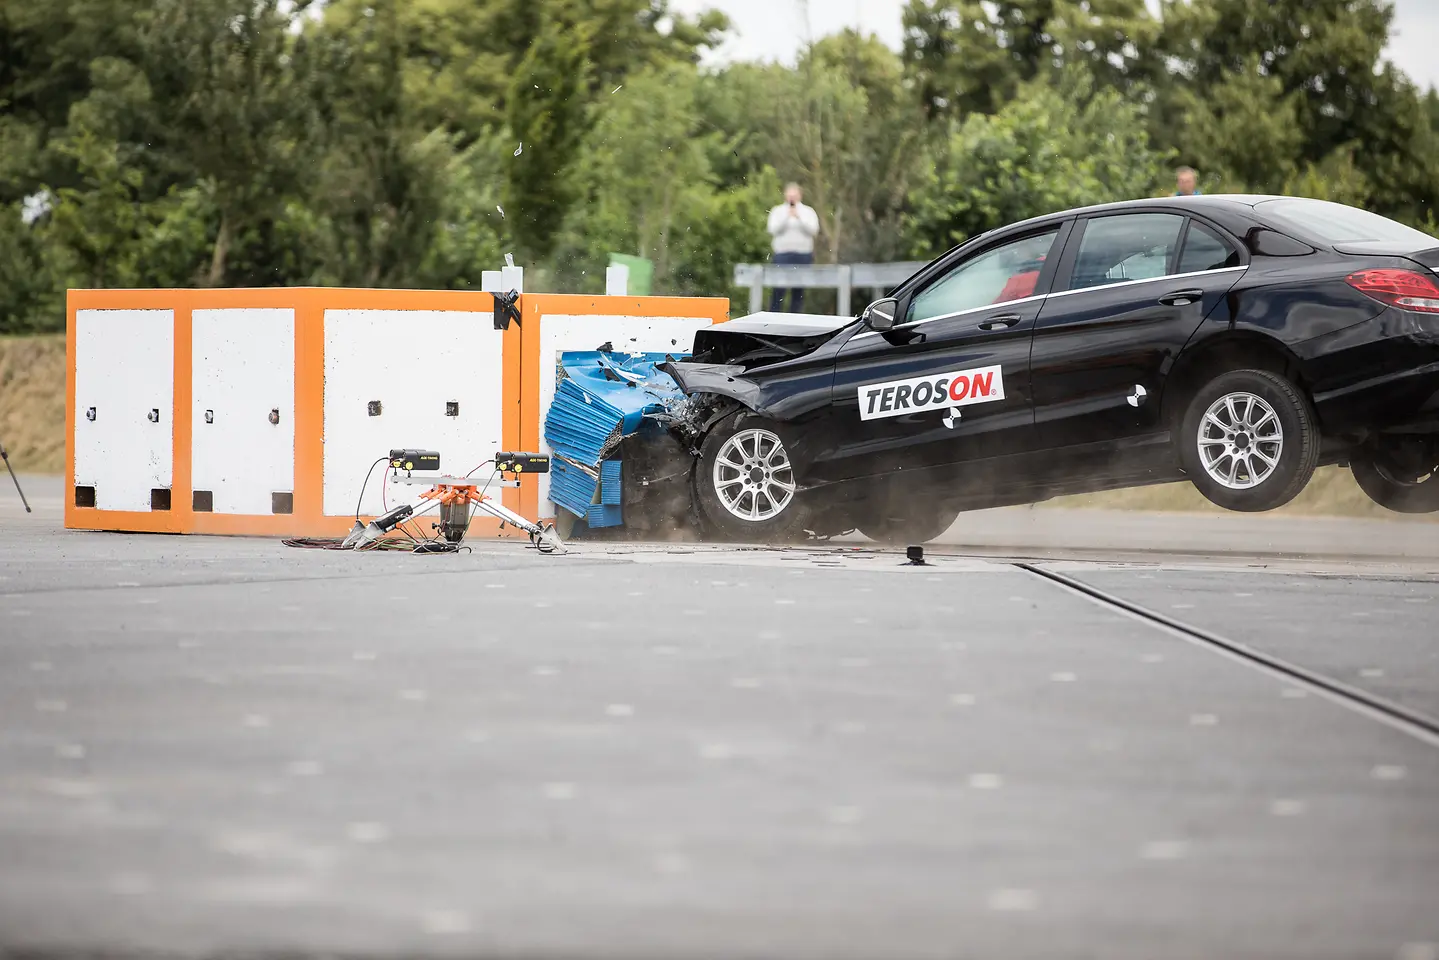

left=505, top=253, right=515, bottom=268
left=514, top=142, right=523, bottom=157
left=496, top=204, right=505, bottom=219
left=613, top=84, right=623, bottom=94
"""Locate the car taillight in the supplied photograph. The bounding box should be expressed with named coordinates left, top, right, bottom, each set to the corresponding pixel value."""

left=1345, top=268, right=1439, bottom=314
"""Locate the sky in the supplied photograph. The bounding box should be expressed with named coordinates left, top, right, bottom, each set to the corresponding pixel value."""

left=671, top=0, right=1439, bottom=92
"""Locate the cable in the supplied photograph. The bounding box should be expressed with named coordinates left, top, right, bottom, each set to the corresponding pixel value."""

left=355, top=457, right=388, bottom=523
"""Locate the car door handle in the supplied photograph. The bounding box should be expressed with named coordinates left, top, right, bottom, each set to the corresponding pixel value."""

left=1158, top=288, right=1204, bottom=306
left=978, top=314, right=1022, bottom=330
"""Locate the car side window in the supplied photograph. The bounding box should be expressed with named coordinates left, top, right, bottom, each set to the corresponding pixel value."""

left=1068, top=214, right=1185, bottom=290
left=907, top=230, right=1059, bottom=324
left=1178, top=221, right=1241, bottom=273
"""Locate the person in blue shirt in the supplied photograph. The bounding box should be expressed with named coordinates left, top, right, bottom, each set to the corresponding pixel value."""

left=1176, top=166, right=1202, bottom=196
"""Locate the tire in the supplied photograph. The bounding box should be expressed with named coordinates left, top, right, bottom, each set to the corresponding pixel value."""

left=857, top=502, right=958, bottom=546
left=1179, top=368, right=1320, bottom=512
left=693, top=413, right=810, bottom=542
left=1351, top=437, right=1439, bottom=513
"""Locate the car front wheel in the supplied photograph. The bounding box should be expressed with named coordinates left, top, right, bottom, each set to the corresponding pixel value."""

left=1180, top=369, right=1320, bottom=512
left=1351, top=436, right=1439, bottom=513
left=694, top=414, right=809, bottom=542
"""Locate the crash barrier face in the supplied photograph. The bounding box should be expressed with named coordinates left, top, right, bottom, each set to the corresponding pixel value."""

left=64, top=289, right=727, bottom=537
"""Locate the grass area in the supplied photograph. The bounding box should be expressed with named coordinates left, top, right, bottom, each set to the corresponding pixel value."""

left=1047, top=465, right=1434, bottom=520
left=0, top=332, right=1427, bottom=519
left=0, top=334, right=65, bottom=473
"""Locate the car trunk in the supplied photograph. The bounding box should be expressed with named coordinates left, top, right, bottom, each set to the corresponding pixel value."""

left=1332, top=241, right=1439, bottom=270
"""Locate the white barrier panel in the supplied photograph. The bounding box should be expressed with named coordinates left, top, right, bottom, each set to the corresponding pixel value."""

left=322, top=309, right=506, bottom=518
left=192, top=308, right=295, bottom=515
left=73, top=308, right=175, bottom=512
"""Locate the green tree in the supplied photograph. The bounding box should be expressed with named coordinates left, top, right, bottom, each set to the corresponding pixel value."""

left=902, top=0, right=1158, bottom=120
left=318, top=0, right=726, bottom=146
left=906, top=69, right=1171, bottom=256
left=1152, top=0, right=1439, bottom=220
left=139, top=0, right=317, bottom=285
left=699, top=32, right=926, bottom=264
left=502, top=9, right=592, bottom=263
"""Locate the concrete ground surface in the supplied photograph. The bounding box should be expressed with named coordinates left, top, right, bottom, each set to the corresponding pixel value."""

left=1, top=477, right=1438, bottom=960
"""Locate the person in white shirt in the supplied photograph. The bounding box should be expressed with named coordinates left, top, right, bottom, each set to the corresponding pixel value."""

left=766, top=183, right=820, bottom=313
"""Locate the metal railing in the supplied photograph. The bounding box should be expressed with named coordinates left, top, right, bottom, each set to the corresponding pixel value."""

left=733, top=262, right=927, bottom=316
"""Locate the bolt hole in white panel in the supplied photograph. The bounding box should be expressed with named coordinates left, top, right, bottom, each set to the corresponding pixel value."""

left=323, top=310, right=504, bottom=519
left=74, top=309, right=175, bottom=512
left=191, top=308, right=296, bottom=514
left=536, top=314, right=714, bottom=518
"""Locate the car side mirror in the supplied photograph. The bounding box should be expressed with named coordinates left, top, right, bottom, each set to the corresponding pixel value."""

left=863, top=297, right=899, bottom=332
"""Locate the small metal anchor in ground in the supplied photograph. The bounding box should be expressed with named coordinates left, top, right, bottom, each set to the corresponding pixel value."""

left=0, top=438, right=31, bottom=513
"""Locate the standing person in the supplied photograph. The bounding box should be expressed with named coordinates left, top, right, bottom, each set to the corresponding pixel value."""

left=1175, top=166, right=1202, bottom=196
left=766, top=183, right=820, bottom=313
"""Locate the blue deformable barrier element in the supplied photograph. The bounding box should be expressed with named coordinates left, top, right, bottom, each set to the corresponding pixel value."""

left=585, top=504, right=624, bottom=528
left=544, top=351, right=685, bottom=522
left=600, top=460, right=623, bottom=506
left=549, top=458, right=599, bottom=518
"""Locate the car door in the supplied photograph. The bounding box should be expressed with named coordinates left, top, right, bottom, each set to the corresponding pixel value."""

left=811, top=224, right=1071, bottom=483
left=1028, top=212, right=1247, bottom=449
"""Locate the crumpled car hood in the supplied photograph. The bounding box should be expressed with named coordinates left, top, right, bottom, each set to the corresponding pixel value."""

left=688, top=312, right=859, bottom=368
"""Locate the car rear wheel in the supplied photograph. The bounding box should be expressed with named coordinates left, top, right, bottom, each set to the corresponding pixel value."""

left=1351, top=436, right=1439, bottom=513
left=694, top=414, right=809, bottom=542
left=1180, top=369, right=1320, bottom=512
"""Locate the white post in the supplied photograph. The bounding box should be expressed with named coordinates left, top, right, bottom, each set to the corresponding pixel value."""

left=500, top=265, right=524, bottom=294
left=837, top=264, right=853, bottom=317
left=605, top=264, right=629, bottom=296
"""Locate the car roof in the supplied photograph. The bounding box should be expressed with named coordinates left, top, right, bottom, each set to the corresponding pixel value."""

left=1008, top=194, right=1282, bottom=230
left=937, top=195, right=1280, bottom=261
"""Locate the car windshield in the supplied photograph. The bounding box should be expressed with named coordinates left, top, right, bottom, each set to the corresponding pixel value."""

left=1255, top=198, right=1439, bottom=247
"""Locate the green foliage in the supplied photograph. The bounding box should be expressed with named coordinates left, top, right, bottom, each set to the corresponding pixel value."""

left=3, top=0, right=1439, bottom=334
left=503, top=10, right=592, bottom=263
left=905, top=70, right=1172, bottom=257
left=903, top=0, right=1158, bottom=119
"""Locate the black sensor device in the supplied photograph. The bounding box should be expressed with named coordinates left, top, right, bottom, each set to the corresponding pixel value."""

left=495, top=452, right=550, bottom=474
left=373, top=503, right=413, bottom=532
left=389, top=449, right=440, bottom=472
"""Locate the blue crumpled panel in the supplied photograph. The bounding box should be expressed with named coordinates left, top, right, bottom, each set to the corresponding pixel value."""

left=599, top=459, right=623, bottom=506
left=585, top=503, right=624, bottom=528
left=544, top=351, right=685, bottom=521
left=549, top=458, right=599, bottom=518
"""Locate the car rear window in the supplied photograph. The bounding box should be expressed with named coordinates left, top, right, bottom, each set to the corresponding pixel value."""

left=1254, top=198, right=1438, bottom=247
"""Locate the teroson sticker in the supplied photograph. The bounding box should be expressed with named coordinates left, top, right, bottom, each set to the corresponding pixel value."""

left=858, top=364, right=1004, bottom=421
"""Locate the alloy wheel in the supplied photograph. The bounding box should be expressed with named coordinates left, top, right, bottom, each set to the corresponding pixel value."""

left=1197, top=392, right=1285, bottom=490
left=712, top=428, right=796, bottom=522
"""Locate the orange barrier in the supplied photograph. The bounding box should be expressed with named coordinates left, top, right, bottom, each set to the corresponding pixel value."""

left=64, top=288, right=727, bottom=538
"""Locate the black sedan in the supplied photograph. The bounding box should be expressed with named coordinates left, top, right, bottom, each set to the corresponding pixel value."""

left=661, top=195, right=1439, bottom=543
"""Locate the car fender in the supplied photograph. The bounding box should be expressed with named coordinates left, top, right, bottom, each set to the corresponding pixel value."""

left=658, top=361, right=767, bottom=413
